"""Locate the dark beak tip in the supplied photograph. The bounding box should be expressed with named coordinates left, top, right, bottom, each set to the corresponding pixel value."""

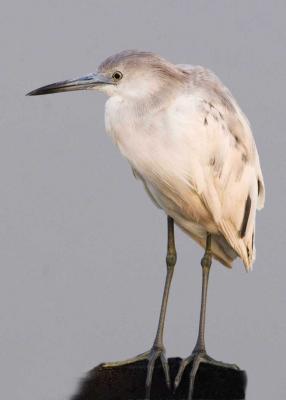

left=26, top=88, right=52, bottom=96
left=25, top=73, right=109, bottom=97
left=26, top=89, right=41, bottom=96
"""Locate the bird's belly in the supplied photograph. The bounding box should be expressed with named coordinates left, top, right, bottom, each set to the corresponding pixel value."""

left=144, top=179, right=218, bottom=235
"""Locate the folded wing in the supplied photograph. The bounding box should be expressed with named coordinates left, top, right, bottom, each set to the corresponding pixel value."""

left=179, top=65, right=265, bottom=270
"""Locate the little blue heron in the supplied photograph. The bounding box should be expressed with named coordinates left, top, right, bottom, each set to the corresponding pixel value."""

left=27, top=50, right=265, bottom=399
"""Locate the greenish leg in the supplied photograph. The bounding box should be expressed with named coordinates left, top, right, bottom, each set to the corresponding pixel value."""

left=104, top=216, right=177, bottom=399
left=174, top=233, right=239, bottom=400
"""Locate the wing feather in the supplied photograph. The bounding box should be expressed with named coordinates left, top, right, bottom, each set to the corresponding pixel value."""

left=178, top=65, right=265, bottom=270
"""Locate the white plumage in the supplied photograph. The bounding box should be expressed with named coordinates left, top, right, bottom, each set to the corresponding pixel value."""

left=104, top=53, right=265, bottom=270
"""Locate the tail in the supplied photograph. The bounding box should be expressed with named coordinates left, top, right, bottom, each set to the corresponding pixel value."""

left=219, top=219, right=254, bottom=271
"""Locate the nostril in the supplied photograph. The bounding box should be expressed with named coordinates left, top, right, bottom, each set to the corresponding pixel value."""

left=80, top=74, right=95, bottom=81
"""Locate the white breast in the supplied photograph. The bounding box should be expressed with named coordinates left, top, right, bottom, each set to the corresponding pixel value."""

left=104, top=93, right=201, bottom=184
left=104, top=95, right=125, bottom=144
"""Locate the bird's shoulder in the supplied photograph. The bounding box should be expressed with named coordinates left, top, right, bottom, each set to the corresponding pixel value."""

left=177, top=64, right=240, bottom=116
left=176, top=64, right=259, bottom=164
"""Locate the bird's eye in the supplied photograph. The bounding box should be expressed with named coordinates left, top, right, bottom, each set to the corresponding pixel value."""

left=112, top=71, right=123, bottom=81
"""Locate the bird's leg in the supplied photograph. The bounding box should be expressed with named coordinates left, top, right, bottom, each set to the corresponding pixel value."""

left=104, top=216, right=177, bottom=398
left=194, top=232, right=212, bottom=355
left=174, top=233, right=239, bottom=399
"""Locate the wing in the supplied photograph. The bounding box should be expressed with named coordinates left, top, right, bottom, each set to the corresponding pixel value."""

left=179, top=65, right=265, bottom=270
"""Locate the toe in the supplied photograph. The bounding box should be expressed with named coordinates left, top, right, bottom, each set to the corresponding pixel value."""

left=188, top=356, right=202, bottom=400
left=204, top=354, right=240, bottom=370
left=160, top=352, right=171, bottom=389
left=145, top=353, right=157, bottom=399
left=174, top=356, right=192, bottom=391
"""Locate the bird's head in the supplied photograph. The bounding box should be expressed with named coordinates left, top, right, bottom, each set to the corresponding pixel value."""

left=27, top=50, right=186, bottom=102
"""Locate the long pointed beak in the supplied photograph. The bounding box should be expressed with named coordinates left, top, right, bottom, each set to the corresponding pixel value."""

left=26, top=73, right=113, bottom=96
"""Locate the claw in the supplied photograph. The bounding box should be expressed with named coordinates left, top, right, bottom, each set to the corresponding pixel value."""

left=160, top=353, right=171, bottom=389
left=103, top=346, right=171, bottom=400
left=145, top=348, right=170, bottom=399
left=174, top=355, right=193, bottom=391
left=145, top=352, right=156, bottom=398
left=188, top=356, right=202, bottom=399
left=174, top=352, right=240, bottom=399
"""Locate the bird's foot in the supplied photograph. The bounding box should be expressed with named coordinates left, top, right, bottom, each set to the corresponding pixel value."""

left=174, top=349, right=239, bottom=399
left=103, top=345, right=170, bottom=399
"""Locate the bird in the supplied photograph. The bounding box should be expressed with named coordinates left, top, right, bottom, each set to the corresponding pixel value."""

left=27, top=50, right=265, bottom=399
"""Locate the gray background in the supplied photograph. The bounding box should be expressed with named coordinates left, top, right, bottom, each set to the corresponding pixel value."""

left=0, top=1, right=285, bottom=399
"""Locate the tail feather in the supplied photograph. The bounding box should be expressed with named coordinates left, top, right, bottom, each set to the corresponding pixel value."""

left=219, top=219, right=254, bottom=271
